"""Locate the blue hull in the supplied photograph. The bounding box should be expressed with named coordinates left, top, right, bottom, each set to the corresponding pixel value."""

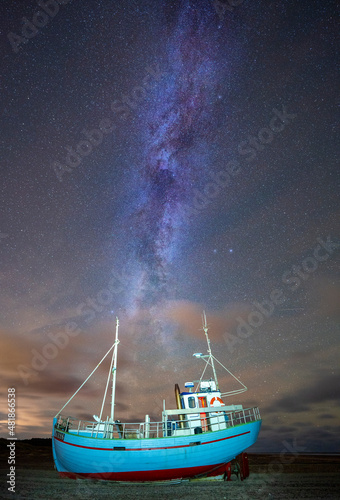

left=52, top=417, right=261, bottom=481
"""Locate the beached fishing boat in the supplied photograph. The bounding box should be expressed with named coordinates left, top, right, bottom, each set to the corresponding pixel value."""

left=52, top=314, right=261, bottom=482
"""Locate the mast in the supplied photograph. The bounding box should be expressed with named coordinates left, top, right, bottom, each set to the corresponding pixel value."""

left=202, top=311, right=219, bottom=390
left=111, top=317, right=119, bottom=421
left=194, top=311, right=248, bottom=396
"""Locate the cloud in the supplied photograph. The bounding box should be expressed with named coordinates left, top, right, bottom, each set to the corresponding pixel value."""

left=266, top=370, right=340, bottom=413
left=254, top=421, right=340, bottom=453
left=160, top=299, right=252, bottom=340
left=312, top=278, right=340, bottom=319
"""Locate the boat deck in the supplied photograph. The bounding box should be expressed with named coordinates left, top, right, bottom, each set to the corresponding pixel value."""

left=55, top=406, right=261, bottom=440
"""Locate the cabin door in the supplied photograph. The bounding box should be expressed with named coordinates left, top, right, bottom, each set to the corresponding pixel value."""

left=198, top=396, right=209, bottom=431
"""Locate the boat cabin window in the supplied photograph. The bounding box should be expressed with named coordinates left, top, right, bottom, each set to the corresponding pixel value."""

left=188, top=397, right=196, bottom=408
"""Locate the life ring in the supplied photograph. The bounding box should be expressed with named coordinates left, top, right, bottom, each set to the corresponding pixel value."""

left=210, top=396, right=225, bottom=407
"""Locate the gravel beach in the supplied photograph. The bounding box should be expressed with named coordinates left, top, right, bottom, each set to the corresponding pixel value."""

left=1, top=440, right=339, bottom=499
left=1, top=469, right=340, bottom=500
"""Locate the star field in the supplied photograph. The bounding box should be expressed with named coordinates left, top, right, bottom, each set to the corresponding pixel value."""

left=0, top=0, right=339, bottom=452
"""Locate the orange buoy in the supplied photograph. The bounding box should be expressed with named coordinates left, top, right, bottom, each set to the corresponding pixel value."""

left=210, top=396, right=225, bottom=406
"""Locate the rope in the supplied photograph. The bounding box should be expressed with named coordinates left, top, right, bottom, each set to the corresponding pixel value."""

left=54, top=340, right=118, bottom=418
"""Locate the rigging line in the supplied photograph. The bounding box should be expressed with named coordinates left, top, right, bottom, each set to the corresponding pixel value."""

left=55, top=340, right=118, bottom=418
left=212, top=355, right=247, bottom=391
left=99, top=341, right=116, bottom=422
left=220, top=388, right=247, bottom=396
left=195, top=357, right=209, bottom=392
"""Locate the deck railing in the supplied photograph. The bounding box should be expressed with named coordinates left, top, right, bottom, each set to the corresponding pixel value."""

left=55, top=406, right=261, bottom=440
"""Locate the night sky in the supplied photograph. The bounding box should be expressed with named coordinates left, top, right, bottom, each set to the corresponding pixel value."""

left=1, top=0, right=339, bottom=453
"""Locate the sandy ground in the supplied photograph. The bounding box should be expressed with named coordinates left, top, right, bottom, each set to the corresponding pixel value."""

left=1, top=440, right=339, bottom=499
left=1, top=470, right=340, bottom=500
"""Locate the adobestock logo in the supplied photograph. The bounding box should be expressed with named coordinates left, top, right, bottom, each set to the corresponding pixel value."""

left=52, top=64, right=166, bottom=182
left=17, top=321, right=81, bottom=386
left=224, top=235, right=339, bottom=353
left=7, top=0, right=73, bottom=54
left=16, top=265, right=131, bottom=385
left=182, top=104, right=297, bottom=221
left=238, top=106, right=297, bottom=162
left=282, top=236, right=339, bottom=290
left=251, top=439, right=307, bottom=500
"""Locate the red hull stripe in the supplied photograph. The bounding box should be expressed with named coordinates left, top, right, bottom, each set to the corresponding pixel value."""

left=54, top=430, right=250, bottom=451
left=59, top=462, right=228, bottom=481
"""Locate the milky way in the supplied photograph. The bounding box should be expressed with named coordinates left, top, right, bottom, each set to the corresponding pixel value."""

left=1, top=0, right=338, bottom=450
left=126, top=1, right=222, bottom=313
